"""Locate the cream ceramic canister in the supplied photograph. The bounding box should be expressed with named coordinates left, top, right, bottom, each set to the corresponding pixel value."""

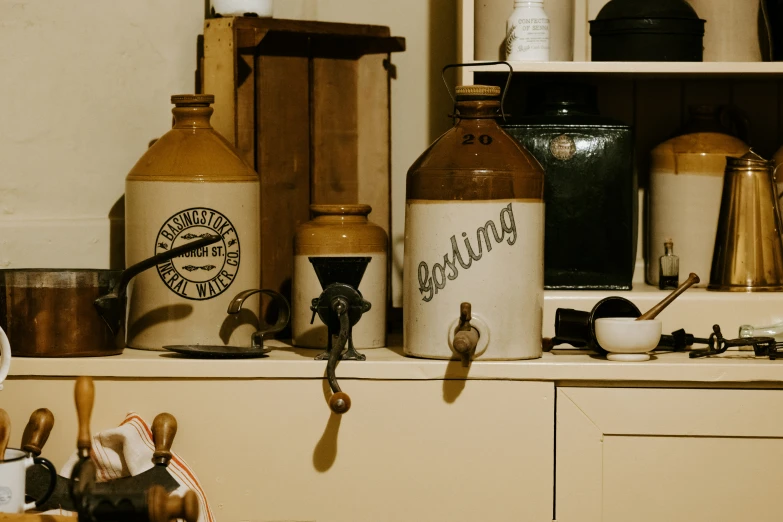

left=292, top=204, right=388, bottom=349
left=648, top=116, right=748, bottom=287
left=125, top=94, right=261, bottom=351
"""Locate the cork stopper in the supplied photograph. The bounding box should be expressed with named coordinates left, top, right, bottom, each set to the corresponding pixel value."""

left=455, top=85, right=501, bottom=99
left=171, top=94, right=215, bottom=106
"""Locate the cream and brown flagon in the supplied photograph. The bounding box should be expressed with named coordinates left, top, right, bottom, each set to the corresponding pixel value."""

left=404, top=85, right=545, bottom=361
left=125, top=95, right=261, bottom=350
left=293, top=204, right=388, bottom=349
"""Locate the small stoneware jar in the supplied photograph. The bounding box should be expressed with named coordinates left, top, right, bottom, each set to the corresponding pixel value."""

left=292, top=205, right=388, bottom=349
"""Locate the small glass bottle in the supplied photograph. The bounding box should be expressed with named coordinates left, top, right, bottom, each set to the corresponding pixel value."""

left=659, top=239, right=679, bottom=290
left=739, top=322, right=783, bottom=340
left=506, top=1, right=550, bottom=62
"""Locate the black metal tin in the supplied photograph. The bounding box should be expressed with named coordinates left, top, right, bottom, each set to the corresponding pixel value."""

left=589, top=0, right=705, bottom=61
left=502, top=82, right=636, bottom=290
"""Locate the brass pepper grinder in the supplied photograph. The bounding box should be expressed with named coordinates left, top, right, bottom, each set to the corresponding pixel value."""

left=709, top=149, right=783, bottom=290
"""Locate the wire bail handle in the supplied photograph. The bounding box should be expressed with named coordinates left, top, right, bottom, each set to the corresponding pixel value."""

left=441, top=61, right=514, bottom=122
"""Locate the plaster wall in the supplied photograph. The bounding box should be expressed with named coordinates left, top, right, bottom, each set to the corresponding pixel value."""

left=0, top=0, right=457, bottom=308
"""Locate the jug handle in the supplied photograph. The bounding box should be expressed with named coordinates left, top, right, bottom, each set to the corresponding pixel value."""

left=441, top=61, right=514, bottom=123
left=0, top=326, right=11, bottom=391
left=773, top=163, right=783, bottom=202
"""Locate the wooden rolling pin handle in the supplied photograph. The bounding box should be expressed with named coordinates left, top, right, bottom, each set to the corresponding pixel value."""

left=148, top=486, right=199, bottom=522
left=21, top=408, right=55, bottom=456
left=0, top=409, right=10, bottom=461
left=75, top=376, right=94, bottom=454
left=152, top=413, right=177, bottom=466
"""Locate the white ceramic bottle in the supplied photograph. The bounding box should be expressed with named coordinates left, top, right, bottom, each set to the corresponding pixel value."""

left=506, top=0, right=550, bottom=61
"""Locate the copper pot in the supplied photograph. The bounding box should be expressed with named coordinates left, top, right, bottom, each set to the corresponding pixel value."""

left=0, top=235, right=220, bottom=357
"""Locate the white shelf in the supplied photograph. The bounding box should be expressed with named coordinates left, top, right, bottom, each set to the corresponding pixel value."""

left=7, top=338, right=783, bottom=385
left=464, top=60, right=783, bottom=77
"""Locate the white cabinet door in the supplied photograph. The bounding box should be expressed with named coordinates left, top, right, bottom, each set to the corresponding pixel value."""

left=556, top=387, right=783, bottom=522
left=3, top=378, right=553, bottom=522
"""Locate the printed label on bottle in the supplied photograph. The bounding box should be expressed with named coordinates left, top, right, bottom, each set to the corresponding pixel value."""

left=403, top=200, right=544, bottom=360
left=154, top=207, right=240, bottom=300
left=506, top=17, right=550, bottom=61
left=550, top=134, right=576, bottom=161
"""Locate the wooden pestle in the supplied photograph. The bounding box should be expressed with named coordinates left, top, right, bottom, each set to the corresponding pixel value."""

left=75, top=376, right=94, bottom=457
left=637, top=273, right=700, bottom=321
left=152, top=413, right=177, bottom=466
left=0, top=409, right=10, bottom=461
left=21, top=408, right=55, bottom=456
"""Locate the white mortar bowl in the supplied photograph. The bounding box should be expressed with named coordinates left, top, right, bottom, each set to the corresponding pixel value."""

left=594, top=317, right=662, bottom=362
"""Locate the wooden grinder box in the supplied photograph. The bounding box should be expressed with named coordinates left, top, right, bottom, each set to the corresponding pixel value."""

left=201, top=17, right=405, bottom=322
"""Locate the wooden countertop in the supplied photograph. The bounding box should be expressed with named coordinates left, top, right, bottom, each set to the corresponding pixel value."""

left=8, top=337, right=783, bottom=385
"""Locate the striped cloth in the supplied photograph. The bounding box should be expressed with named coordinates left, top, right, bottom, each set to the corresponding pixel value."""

left=44, top=412, right=215, bottom=522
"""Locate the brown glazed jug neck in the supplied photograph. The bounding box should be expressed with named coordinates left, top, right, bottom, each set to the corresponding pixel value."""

left=172, top=106, right=214, bottom=129
left=455, top=99, right=501, bottom=119
left=311, top=204, right=371, bottom=224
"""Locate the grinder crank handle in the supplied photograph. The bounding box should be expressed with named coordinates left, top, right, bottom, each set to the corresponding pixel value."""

left=148, top=485, right=199, bottom=522
left=152, top=413, right=177, bottom=466
left=21, top=408, right=55, bottom=456
left=0, top=408, right=10, bottom=460
left=326, top=298, right=352, bottom=415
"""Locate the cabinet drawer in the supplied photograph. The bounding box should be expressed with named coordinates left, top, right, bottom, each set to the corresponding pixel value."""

left=557, top=387, right=783, bottom=522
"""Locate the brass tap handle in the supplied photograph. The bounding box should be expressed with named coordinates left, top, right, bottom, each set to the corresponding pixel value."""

left=148, top=486, right=199, bottom=522
left=21, top=408, right=55, bottom=456
left=0, top=408, right=10, bottom=460
left=152, top=413, right=177, bottom=466
left=75, top=376, right=94, bottom=456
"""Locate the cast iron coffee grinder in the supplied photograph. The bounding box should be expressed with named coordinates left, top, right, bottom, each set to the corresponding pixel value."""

left=308, top=257, right=372, bottom=415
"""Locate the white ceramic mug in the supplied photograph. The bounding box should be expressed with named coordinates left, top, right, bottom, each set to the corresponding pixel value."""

left=0, top=326, right=10, bottom=391
left=0, top=448, right=57, bottom=513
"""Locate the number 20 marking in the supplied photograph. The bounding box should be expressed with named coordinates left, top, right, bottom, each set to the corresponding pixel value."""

left=462, top=134, right=493, bottom=145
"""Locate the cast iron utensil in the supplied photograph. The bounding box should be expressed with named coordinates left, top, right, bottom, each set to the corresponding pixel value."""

left=636, top=273, right=700, bottom=321
left=164, top=288, right=290, bottom=358
left=24, top=408, right=74, bottom=511
left=69, top=377, right=199, bottom=522
left=308, top=257, right=373, bottom=415
left=690, top=325, right=779, bottom=359
left=1, top=234, right=221, bottom=357
left=0, top=408, right=10, bottom=459
left=105, top=413, right=180, bottom=493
